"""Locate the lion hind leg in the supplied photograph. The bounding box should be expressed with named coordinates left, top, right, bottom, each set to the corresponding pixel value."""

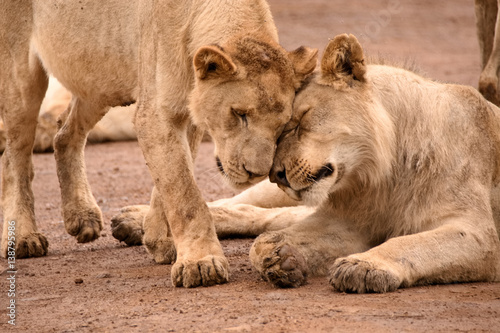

left=53, top=97, right=109, bottom=243
left=141, top=187, right=176, bottom=264
left=0, top=44, right=49, bottom=258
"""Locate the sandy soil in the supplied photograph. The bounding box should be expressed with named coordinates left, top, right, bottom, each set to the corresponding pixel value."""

left=1, top=1, right=500, bottom=332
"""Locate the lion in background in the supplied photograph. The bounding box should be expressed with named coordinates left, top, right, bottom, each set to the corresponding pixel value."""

left=0, top=78, right=137, bottom=153
left=113, top=34, right=500, bottom=293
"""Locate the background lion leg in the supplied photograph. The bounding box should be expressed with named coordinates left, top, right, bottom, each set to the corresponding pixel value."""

left=249, top=210, right=369, bottom=288
left=476, top=0, right=500, bottom=104
left=54, top=97, right=109, bottom=243
left=111, top=205, right=148, bottom=246
left=0, top=7, right=50, bottom=258
left=329, top=219, right=500, bottom=293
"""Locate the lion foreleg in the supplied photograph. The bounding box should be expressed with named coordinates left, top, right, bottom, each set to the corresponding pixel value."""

left=210, top=179, right=303, bottom=208
left=53, top=97, right=108, bottom=243
left=249, top=210, right=369, bottom=288
left=135, top=103, right=228, bottom=287
left=329, top=219, right=500, bottom=293
left=211, top=204, right=313, bottom=238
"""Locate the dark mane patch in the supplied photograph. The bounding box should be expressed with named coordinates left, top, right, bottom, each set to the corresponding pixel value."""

left=230, top=36, right=294, bottom=86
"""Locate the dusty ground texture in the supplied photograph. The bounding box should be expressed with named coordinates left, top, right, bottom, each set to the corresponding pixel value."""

left=2, top=1, right=500, bottom=332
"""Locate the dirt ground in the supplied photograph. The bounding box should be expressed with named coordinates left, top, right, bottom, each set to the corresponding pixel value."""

left=2, top=1, right=500, bottom=332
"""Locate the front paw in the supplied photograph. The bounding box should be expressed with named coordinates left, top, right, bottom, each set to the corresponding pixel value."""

left=250, top=232, right=308, bottom=288
left=171, top=255, right=229, bottom=288
left=329, top=257, right=401, bottom=293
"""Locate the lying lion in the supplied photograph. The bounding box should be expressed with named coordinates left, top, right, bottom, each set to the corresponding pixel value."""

left=0, top=1, right=317, bottom=288
left=113, top=34, right=500, bottom=292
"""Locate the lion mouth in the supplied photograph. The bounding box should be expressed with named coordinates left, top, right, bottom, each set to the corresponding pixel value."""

left=272, top=162, right=340, bottom=201
left=215, top=156, right=263, bottom=189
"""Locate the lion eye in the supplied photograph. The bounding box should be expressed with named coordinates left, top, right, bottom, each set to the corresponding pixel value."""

left=232, top=108, right=248, bottom=126
left=277, top=124, right=298, bottom=144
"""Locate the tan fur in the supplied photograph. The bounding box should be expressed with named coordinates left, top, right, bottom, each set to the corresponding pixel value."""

left=246, top=34, right=500, bottom=292
left=0, top=77, right=137, bottom=153
left=0, top=1, right=317, bottom=288
left=475, top=0, right=500, bottom=105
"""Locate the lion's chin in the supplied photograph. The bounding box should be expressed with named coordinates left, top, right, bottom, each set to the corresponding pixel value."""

left=222, top=174, right=267, bottom=190
left=279, top=183, right=331, bottom=206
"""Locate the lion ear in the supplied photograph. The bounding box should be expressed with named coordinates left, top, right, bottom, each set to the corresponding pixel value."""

left=194, top=45, right=237, bottom=80
left=320, top=34, right=366, bottom=85
left=288, top=46, right=318, bottom=90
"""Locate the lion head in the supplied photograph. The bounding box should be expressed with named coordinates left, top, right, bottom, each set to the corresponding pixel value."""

left=189, top=34, right=317, bottom=189
left=270, top=34, right=394, bottom=205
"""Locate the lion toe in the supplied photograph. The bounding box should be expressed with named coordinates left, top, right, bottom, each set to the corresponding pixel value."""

left=172, top=255, right=229, bottom=288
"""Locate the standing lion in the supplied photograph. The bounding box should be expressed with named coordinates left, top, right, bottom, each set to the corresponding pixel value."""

left=0, top=1, right=317, bottom=288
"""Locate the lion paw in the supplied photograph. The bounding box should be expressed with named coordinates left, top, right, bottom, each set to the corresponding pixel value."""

left=329, top=257, right=401, bottom=293
left=171, top=255, right=229, bottom=288
left=64, top=207, right=103, bottom=243
left=2, top=232, right=49, bottom=259
left=111, top=206, right=146, bottom=246
left=250, top=233, right=308, bottom=288
left=143, top=234, right=176, bottom=264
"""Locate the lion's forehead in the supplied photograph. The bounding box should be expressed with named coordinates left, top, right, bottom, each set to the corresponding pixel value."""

left=251, top=82, right=289, bottom=114
left=231, top=38, right=295, bottom=89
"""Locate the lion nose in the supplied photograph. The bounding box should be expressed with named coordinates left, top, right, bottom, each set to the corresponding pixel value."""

left=269, top=167, right=291, bottom=188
